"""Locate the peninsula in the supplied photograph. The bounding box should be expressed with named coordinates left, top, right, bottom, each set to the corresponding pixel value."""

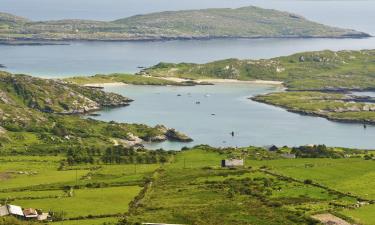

left=0, top=71, right=192, bottom=152
left=0, top=6, right=370, bottom=44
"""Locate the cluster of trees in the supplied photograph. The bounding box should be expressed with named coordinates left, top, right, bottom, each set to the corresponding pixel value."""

left=291, top=145, right=343, bottom=158
left=64, top=145, right=173, bottom=165
left=101, top=146, right=172, bottom=164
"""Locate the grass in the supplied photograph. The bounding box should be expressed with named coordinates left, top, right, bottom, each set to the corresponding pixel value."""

left=0, top=160, right=89, bottom=190
left=50, top=217, right=119, bottom=225
left=252, top=91, right=375, bottom=123
left=126, top=149, right=358, bottom=224
left=247, top=158, right=375, bottom=199
left=1, top=147, right=374, bottom=225
left=341, top=204, right=375, bottom=225
left=14, top=186, right=141, bottom=218
left=65, top=73, right=179, bottom=86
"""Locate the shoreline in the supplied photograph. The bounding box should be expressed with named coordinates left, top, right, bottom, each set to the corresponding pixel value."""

left=81, top=77, right=284, bottom=87
left=83, top=82, right=129, bottom=88
left=0, top=35, right=372, bottom=46
left=157, top=76, right=284, bottom=85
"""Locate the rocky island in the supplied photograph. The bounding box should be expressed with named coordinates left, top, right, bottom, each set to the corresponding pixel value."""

left=0, top=6, right=370, bottom=44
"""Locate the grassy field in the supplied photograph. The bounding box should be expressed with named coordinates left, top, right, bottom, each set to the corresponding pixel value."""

left=247, top=158, right=375, bottom=199
left=14, top=186, right=141, bottom=218
left=1, top=147, right=374, bottom=225
left=50, top=217, right=119, bottom=225
left=126, top=148, right=362, bottom=224
left=0, top=160, right=89, bottom=190
left=342, top=204, right=375, bottom=225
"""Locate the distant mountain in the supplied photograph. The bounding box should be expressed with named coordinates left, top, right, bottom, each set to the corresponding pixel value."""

left=0, top=6, right=370, bottom=43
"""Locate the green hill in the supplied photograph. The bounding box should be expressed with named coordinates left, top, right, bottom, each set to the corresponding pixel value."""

left=143, top=49, right=375, bottom=92
left=0, top=6, right=370, bottom=42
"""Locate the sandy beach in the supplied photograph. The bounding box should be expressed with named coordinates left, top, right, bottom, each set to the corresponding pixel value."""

left=83, top=82, right=128, bottom=87
left=158, top=76, right=284, bottom=85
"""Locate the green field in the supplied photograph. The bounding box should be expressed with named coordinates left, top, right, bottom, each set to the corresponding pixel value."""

left=0, top=147, right=374, bottom=225
left=14, top=186, right=141, bottom=218
left=342, top=204, right=375, bottom=225
left=247, top=158, right=375, bottom=199
left=50, top=217, right=119, bottom=225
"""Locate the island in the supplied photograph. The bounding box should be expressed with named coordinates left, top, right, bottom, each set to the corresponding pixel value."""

left=0, top=6, right=370, bottom=44
left=142, top=49, right=375, bottom=124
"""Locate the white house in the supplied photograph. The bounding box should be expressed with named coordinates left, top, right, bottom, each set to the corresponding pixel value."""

left=221, top=159, right=244, bottom=167
left=7, top=205, right=24, bottom=217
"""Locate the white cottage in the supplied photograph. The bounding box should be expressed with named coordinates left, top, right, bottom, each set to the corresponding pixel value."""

left=221, top=159, right=244, bottom=168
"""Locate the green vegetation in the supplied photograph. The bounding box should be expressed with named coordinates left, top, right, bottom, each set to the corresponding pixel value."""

left=14, top=186, right=141, bottom=218
left=144, top=49, right=375, bottom=124
left=252, top=91, right=375, bottom=123
left=342, top=204, right=375, bottom=225
left=66, top=74, right=178, bottom=86
left=65, top=73, right=204, bottom=86
left=0, top=154, right=160, bottom=224
left=144, top=50, right=375, bottom=91
left=0, top=71, right=191, bottom=153
left=0, top=6, right=369, bottom=43
left=1, top=145, right=374, bottom=225
left=125, top=147, right=372, bottom=225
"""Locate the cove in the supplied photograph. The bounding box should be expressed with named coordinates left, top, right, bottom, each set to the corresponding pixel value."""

left=91, top=83, right=375, bottom=150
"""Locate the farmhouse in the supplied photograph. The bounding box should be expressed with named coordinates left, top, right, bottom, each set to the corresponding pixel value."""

left=0, top=204, right=50, bottom=221
left=221, top=159, right=244, bottom=167
left=6, top=204, right=24, bottom=218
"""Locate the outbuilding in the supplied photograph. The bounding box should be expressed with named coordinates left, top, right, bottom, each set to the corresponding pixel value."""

left=7, top=204, right=24, bottom=218
left=221, top=159, right=244, bottom=168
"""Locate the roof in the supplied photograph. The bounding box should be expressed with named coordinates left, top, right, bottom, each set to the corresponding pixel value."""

left=23, top=208, right=38, bottom=217
left=7, top=204, right=24, bottom=216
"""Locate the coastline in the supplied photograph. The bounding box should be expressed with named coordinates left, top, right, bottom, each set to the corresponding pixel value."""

left=81, top=76, right=284, bottom=87
left=157, top=76, right=284, bottom=85
left=0, top=34, right=371, bottom=46
left=83, top=82, right=129, bottom=88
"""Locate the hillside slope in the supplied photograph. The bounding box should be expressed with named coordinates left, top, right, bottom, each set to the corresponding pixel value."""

left=0, top=6, right=369, bottom=42
left=0, top=71, right=192, bottom=152
left=143, top=49, right=375, bottom=91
